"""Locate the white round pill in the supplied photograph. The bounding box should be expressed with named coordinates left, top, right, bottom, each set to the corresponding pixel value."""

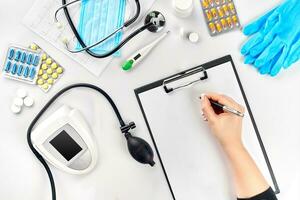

left=11, top=104, right=21, bottom=114
left=188, top=32, right=199, bottom=43
left=16, top=89, right=27, bottom=99
left=24, top=96, right=34, bottom=107
left=13, top=97, right=24, bottom=107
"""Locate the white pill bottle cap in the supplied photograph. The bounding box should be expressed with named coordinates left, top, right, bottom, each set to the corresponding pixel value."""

left=173, top=0, right=194, bottom=18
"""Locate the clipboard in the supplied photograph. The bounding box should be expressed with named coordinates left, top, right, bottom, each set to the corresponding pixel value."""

left=134, top=55, right=280, bottom=199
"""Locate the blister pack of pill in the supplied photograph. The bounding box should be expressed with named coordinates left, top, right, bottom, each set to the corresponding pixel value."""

left=200, top=0, right=241, bottom=36
left=2, top=45, right=42, bottom=84
left=29, top=44, right=64, bottom=93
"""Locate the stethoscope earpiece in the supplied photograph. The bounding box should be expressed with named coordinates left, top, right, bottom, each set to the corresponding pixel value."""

left=55, top=22, right=63, bottom=29
left=59, top=36, right=68, bottom=44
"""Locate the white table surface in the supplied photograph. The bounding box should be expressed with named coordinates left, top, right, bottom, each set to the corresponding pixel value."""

left=0, top=0, right=299, bottom=199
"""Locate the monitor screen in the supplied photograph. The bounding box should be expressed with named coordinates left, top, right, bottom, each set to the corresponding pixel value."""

left=50, top=130, right=82, bottom=161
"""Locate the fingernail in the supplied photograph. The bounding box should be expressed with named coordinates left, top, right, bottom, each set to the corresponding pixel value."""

left=200, top=93, right=206, bottom=99
left=204, top=96, right=208, bottom=102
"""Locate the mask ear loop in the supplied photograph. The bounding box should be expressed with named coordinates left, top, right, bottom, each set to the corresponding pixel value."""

left=124, top=0, right=134, bottom=23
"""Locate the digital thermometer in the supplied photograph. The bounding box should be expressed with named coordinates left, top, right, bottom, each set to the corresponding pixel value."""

left=31, top=105, right=97, bottom=175
left=122, top=31, right=170, bottom=71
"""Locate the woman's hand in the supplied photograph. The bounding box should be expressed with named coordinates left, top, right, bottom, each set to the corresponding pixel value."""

left=200, top=93, right=245, bottom=149
left=201, top=93, right=271, bottom=198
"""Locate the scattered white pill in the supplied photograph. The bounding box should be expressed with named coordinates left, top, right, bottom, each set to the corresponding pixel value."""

left=13, top=97, right=24, bottom=107
left=24, top=96, right=34, bottom=107
left=11, top=104, right=22, bottom=114
left=188, top=32, right=199, bottom=43
left=16, top=89, right=27, bottom=99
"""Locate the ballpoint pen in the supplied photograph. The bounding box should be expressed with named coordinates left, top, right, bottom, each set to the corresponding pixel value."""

left=199, top=96, right=244, bottom=117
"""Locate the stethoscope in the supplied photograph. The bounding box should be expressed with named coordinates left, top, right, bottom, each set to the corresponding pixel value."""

left=54, top=0, right=166, bottom=58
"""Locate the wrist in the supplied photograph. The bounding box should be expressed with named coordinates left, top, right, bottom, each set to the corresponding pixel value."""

left=222, top=141, right=245, bottom=154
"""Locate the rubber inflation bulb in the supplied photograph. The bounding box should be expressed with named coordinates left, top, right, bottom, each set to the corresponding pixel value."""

left=125, top=133, right=155, bottom=166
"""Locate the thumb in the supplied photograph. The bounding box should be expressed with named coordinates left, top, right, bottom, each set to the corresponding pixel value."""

left=201, top=94, right=217, bottom=123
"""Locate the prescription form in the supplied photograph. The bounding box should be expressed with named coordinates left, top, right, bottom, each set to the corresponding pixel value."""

left=23, top=0, right=155, bottom=77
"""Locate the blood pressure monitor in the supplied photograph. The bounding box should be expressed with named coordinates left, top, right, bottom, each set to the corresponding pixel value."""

left=27, top=84, right=155, bottom=200
left=31, top=105, right=97, bottom=175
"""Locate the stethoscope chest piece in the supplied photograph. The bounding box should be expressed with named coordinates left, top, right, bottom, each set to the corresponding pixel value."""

left=145, top=11, right=166, bottom=33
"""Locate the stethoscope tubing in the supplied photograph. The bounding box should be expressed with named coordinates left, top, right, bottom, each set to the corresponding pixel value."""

left=62, top=0, right=149, bottom=58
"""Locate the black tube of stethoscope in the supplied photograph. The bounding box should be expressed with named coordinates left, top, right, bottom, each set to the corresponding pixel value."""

left=61, top=0, right=142, bottom=58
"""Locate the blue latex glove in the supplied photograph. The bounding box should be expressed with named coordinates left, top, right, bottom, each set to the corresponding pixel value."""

left=241, top=7, right=278, bottom=56
left=241, top=0, right=300, bottom=76
left=284, top=37, right=300, bottom=67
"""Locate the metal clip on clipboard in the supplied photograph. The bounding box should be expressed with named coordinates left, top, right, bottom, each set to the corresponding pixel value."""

left=163, top=66, right=208, bottom=93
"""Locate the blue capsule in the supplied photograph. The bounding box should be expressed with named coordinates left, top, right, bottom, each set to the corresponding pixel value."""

left=15, top=51, right=21, bottom=61
left=33, top=55, right=40, bottom=66
left=21, top=52, right=27, bottom=63
left=5, top=61, right=12, bottom=72
left=8, top=49, right=15, bottom=60
left=17, top=65, right=24, bottom=76
left=11, top=64, right=18, bottom=75
left=29, top=68, right=36, bottom=79
left=27, top=54, right=33, bottom=65
left=24, top=66, right=30, bottom=78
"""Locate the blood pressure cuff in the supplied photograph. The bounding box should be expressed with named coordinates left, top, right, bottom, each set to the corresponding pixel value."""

left=237, top=187, right=277, bottom=200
